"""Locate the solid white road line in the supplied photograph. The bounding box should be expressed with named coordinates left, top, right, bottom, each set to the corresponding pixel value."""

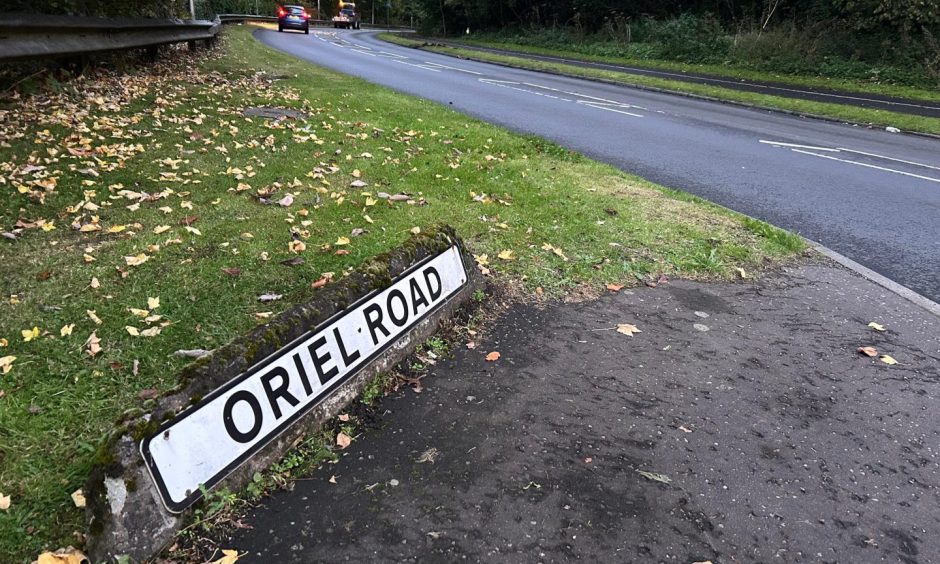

left=577, top=101, right=643, bottom=118
left=422, top=62, right=482, bottom=75
left=790, top=149, right=940, bottom=184
left=522, top=82, right=647, bottom=110
left=759, top=140, right=840, bottom=152
left=837, top=148, right=940, bottom=172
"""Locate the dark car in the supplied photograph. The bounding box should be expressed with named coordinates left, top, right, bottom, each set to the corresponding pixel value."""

left=277, top=5, right=310, bottom=34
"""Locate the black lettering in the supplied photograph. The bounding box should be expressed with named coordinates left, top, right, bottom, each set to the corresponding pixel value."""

left=333, top=327, right=361, bottom=366
left=387, top=289, right=409, bottom=327
left=308, top=335, right=339, bottom=385
left=363, top=303, right=389, bottom=345
left=292, top=352, right=313, bottom=396
left=409, top=277, right=429, bottom=314
left=260, top=366, right=299, bottom=419
left=423, top=266, right=442, bottom=300
left=223, top=390, right=263, bottom=443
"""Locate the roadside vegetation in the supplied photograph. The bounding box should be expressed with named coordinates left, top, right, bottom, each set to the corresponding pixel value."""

left=381, top=33, right=940, bottom=136
left=0, top=24, right=802, bottom=560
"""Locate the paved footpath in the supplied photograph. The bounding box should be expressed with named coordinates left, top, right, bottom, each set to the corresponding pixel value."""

left=216, top=259, right=939, bottom=563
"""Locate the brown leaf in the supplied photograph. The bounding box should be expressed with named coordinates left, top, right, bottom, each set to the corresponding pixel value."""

left=280, top=256, right=305, bottom=267
left=606, top=283, right=624, bottom=292
left=336, top=432, right=352, bottom=449
left=338, top=414, right=350, bottom=422
left=34, top=546, right=88, bottom=564
left=179, top=215, right=199, bottom=226
left=857, top=346, right=877, bottom=357
left=138, top=388, right=159, bottom=400
left=616, top=323, right=641, bottom=336
left=36, top=270, right=53, bottom=281
left=311, top=273, right=334, bottom=288
left=485, top=351, right=500, bottom=362
left=335, top=249, right=350, bottom=256
left=221, top=267, right=241, bottom=277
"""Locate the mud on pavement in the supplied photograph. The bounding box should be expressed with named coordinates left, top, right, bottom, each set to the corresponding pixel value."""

left=211, top=260, right=939, bottom=563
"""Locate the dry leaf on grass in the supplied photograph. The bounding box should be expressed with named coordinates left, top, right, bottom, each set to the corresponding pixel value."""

left=0, top=492, right=9, bottom=511
left=33, top=546, right=87, bottom=564
left=70, top=489, right=86, bottom=508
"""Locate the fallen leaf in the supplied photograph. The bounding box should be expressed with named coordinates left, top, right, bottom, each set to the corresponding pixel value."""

left=497, top=249, right=514, bottom=261
left=857, top=346, right=877, bottom=357
left=280, top=256, right=305, bottom=267
left=209, top=549, right=241, bottom=564
left=328, top=475, right=338, bottom=484
left=734, top=267, right=747, bottom=279
left=124, top=253, right=149, bottom=266
left=338, top=414, right=350, bottom=422
left=485, top=351, right=500, bottom=361
left=140, top=327, right=161, bottom=338
left=335, top=236, right=350, bottom=246
left=336, top=432, right=352, bottom=449
left=606, top=283, right=624, bottom=292
left=410, top=226, right=421, bottom=235
left=0, top=492, right=8, bottom=511
left=34, top=547, right=88, bottom=564
left=636, top=470, right=672, bottom=484
left=584, top=457, right=593, bottom=464
left=84, top=332, right=101, bottom=357
left=148, top=297, right=160, bottom=310
left=172, top=349, right=211, bottom=358
left=879, top=355, right=897, bottom=365
left=258, top=293, right=283, bottom=303
left=70, top=489, right=86, bottom=508
left=86, top=310, right=103, bottom=325
left=153, top=225, right=171, bottom=234
left=0, top=356, right=15, bottom=375
left=125, top=326, right=140, bottom=336
left=616, top=323, right=641, bottom=336
left=36, top=270, right=52, bottom=281
left=288, top=240, right=306, bottom=253
left=868, top=322, right=886, bottom=332
left=311, top=273, right=333, bottom=288
left=277, top=194, right=294, bottom=207
left=221, top=267, right=241, bottom=277
left=89, top=277, right=100, bottom=289
left=473, top=254, right=489, bottom=266
left=137, top=388, right=159, bottom=400
left=21, top=327, right=39, bottom=342
left=254, top=312, right=273, bottom=320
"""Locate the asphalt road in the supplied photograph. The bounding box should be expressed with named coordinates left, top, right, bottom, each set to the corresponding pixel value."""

left=256, top=29, right=940, bottom=303
left=415, top=38, right=940, bottom=119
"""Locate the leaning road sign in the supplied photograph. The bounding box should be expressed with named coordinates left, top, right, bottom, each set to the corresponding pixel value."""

left=142, top=245, right=467, bottom=512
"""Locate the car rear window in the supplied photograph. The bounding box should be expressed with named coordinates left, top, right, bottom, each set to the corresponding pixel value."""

left=287, top=7, right=305, bottom=14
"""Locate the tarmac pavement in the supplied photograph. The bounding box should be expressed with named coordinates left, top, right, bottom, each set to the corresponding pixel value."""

left=214, top=258, right=939, bottom=563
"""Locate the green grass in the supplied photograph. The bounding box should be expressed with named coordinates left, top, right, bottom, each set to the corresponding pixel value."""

left=0, top=25, right=802, bottom=560
left=380, top=33, right=940, bottom=136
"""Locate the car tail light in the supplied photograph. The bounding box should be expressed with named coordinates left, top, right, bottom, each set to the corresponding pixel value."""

left=277, top=8, right=285, bottom=16
left=302, top=11, right=309, bottom=19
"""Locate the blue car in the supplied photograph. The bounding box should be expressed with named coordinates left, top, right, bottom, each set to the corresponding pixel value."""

left=278, top=5, right=310, bottom=34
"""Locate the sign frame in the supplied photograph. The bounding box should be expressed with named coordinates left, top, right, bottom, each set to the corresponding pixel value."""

left=141, top=246, right=467, bottom=513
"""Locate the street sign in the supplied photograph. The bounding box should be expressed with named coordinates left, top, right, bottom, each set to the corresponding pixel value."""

left=141, top=246, right=467, bottom=512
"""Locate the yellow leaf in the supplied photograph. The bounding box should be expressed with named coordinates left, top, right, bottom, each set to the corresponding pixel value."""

left=473, top=254, right=489, bottom=266
left=158, top=206, right=173, bottom=214
left=365, top=197, right=376, bottom=206
left=363, top=214, right=374, bottom=224
left=410, top=227, right=421, bottom=235
left=21, top=327, right=39, bottom=342
left=0, top=356, right=15, bottom=375
left=34, top=547, right=88, bottom=564
left=209, top=549, right=241, bottom=564
left=351, top=169, right=361, bottom=178
left=148, top=297, right=160, bottom=310
left=124, top=254, right=149, bottom=266
left=83, top=254, right=96, bottom=263
left=90, top=277, right=100, bottom=289
left=288, top=240, right=306, bottom=253
left=868, top=322, right=886, bottom=332
left=60, top=324, right=74, bottom=337
left=497, top=250, right=514, bottom=261
left=86, top=310, right=102, bottom=325
left=616, top=323, right=641, bottom=337
left=70, top=489, right=86, bottom=508
left=128, top=308, right=149, bottom=317
left=125, top=326, right=140, bottom=336
left=41, top=221, right=56, bottom=232
left=335, top=236, right=350, bottom=246
left=879, top=355, right=898, bottom=365
left=0, top=492, right=9, bottom=511
left=153, top=225, right=170, bottom=234
left=140, top=327, right=161, bottom=337
left=107, top=225, right=126, bottom=234
left=184, top=226, right=201, bottom=236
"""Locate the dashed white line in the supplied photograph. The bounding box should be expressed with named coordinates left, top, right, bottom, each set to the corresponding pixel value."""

left=837, top=148, right=940, bottom=172
left=422, top=61, right=482, bottom=75
left=393, top=60, right=441, bottom=72
left=790, top=149, right=940, bottom=184
left=759, top=140, right=840, bottom=152
left=577, top=101, right=643, bottom=118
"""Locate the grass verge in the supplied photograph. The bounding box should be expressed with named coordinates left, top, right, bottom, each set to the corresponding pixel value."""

left=0, top=24, right=801, bottom=560
left=379, top=33, right=940, bottom=136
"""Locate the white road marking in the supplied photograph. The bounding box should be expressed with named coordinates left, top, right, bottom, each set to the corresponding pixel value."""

left=422, top=61, right=482, bottom=75
left=377, top=50, right=409, bottom=59
left=837, top=148, right=940, bottom=172
left=350, top=49, right=377, bottom=56
left=522, top=82, right=647, bottom=110
left=577, top=100, right=643, bottom=118
left=393, top=60, right=441, bottom=72
left=790, top=149, right=940, bottom=184
left=759, top=140, right=840, bottom=152
left=479, top=79, right=520, bottom=84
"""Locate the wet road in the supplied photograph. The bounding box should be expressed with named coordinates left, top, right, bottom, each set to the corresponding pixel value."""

left=256, top=28, right=940, bottom=302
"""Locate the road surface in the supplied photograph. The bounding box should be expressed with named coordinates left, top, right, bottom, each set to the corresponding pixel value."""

left=256, top=28, right=940, bottom=303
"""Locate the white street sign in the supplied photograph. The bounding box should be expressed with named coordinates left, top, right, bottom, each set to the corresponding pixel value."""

left=142, top=246, right=467, bottom=512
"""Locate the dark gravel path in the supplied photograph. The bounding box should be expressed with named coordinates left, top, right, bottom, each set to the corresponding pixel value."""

left=218, top=261, right=939, bottom=563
